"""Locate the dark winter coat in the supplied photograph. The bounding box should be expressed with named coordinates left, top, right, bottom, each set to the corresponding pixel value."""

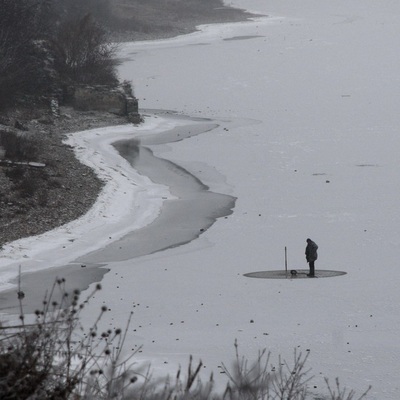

left=305, top=240, right=318, bottom=262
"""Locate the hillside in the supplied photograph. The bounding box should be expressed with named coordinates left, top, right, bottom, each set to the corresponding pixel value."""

left=109, top=0, right=259, bottom=40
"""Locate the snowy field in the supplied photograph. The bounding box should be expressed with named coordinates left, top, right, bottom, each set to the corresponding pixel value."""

left=2, top=0, right=400, bottom=398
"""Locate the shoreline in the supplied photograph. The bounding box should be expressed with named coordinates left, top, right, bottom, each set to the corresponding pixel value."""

left=0, top=115, right=176, bottom=284
left=0, top=4, right=260, bottom=309
left=0, top=111, right=236, bottom=314
left=0, top=108, right=128, bottom=249
left=0, top=1, right=260, bottom=250
left=110, top=1, right=263, bottom=42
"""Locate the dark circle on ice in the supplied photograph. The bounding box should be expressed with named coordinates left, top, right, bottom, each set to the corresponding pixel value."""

left=243, top=269, right=347, bottom=279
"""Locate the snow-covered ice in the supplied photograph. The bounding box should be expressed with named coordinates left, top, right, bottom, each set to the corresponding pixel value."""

left=2, top=1, right=400, bottom=398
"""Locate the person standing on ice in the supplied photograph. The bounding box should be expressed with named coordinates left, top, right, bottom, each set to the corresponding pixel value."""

left=305, top=238, right=318, bottom=277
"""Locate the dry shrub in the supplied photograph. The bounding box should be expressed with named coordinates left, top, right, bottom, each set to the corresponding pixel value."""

left=221, top=341, right=310, bottom=400
left=4, top=165, right=25, bottom=181
left=0, top=130, right=39, bottom=161
left=0, top=279, right=136, bottom=400
left=16, top=172, right=40, bottom=198
left=0, top=279, right=371, bottom=400
left=52, top=14, right=119, bottom=87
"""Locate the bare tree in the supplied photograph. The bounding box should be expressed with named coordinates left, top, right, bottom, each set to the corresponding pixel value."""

left=51, top=13, right=118, bottom=87
left=0, top=0, right=116, bottom=108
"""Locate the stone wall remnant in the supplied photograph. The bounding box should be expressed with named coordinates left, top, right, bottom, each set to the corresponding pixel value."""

left=71, top=84, right=141, bottom=123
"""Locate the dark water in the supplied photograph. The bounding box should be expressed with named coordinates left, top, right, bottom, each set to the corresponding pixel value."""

left=0, top=263, right=109, bottom=314
left=77, top=138, right=236, bottom=263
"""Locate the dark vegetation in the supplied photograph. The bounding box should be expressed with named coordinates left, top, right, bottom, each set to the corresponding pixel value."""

left=0, top=0, right=254, bottom=108
left=0, top=0, right=127, bottom=248
left=108, top=0, right=259, bottom=41
left=0, top=0, right=119, bottom=108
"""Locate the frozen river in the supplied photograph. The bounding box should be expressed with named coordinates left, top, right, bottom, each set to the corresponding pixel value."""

left=114, top=2, right=400, bottom=398
left=2, top=1, right=400, bottom=398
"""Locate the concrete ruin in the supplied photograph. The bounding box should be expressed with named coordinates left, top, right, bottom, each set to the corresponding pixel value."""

left=71, top=84, right=141, bottom=123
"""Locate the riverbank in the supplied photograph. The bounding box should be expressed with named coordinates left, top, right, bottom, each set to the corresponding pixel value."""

left=0, top=1, right=257, bottom=250
left=0, top=108, right=127, bottom=249
left=0, top=111, right=235, bottom=313
left=110, top=0, right=261, bottom=42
